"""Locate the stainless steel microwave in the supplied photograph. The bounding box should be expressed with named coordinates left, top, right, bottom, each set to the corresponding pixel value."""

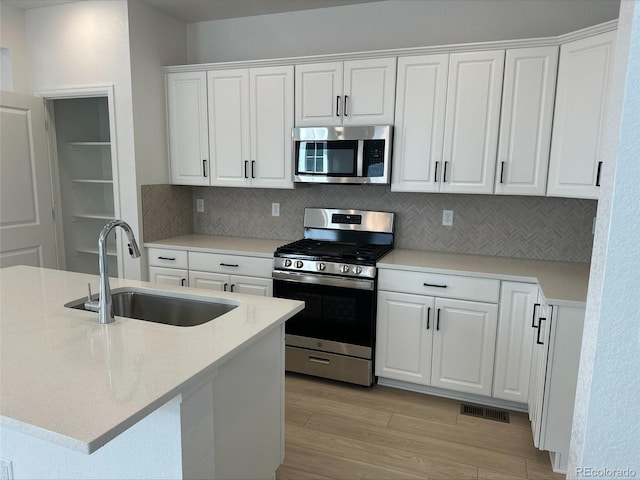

left=292, top=125, right=392, bottom=184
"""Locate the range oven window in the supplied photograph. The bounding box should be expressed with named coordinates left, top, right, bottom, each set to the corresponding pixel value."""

left=296, top=140, right=358, bottom=176
left=274, top=279, right=374, bottom=348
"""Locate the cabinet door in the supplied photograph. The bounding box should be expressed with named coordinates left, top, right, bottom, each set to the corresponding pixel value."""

left=391, top=54, right=449, bottom=192
left=294, top=62, right=343, bottom=127
left=250, top=66, right=294, bottom=189
left=547, top=30, right=616, bottom=199
left=342, top=57, right=397, bottom=126
left=230, top=275, right=273, bottom=297
left=149, top=266, right=188, bottom=287
left=167, top=72, right=209, bottom=185
left=493, top=282, right=539, bottom=403
left=431, top=298, right=498, bottom=396
left=375, top=291, right=434, bottom=385
left=441, top=51, right=504, bottom=194
left=529, top=302, right=552, bottom=449
left=189, top=270, right=228, bottom=292
left=207, top=69, right=251, bottom=187
left=495, top=47, right=558, bottom=196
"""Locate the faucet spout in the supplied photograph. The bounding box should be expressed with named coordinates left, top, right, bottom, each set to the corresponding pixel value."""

left=92, top=220, right=140, bottom=324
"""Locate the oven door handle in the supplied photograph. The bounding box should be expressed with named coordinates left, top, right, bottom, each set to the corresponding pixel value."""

left=272, top=270, right=374, bottom=291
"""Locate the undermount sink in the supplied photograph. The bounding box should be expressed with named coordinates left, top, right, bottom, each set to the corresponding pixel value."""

left=65, top=287, right=238, bottom=326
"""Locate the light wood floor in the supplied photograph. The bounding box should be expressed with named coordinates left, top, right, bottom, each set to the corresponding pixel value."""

left=277, top=373, right=565, bottom=480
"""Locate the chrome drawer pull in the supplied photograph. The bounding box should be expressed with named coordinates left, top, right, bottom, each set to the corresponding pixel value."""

left=309, top=356, right=330, bottom=365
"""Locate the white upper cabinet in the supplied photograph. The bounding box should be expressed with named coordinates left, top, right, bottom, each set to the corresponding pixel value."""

left=295, top=58, right=396, bottom=126
left=168, top=67, right=293, bottom=188
left=495, top=47, right=558, bottom=196
left=441, top=50, right=505, bottom=194
left=391, top=54, right=449, bottom=192
left=166, top=71, right=210, bottom=186
left=547, top=30, right=616, bottom=199
left=392, top=50, right=504, bottom=194
left=207, top=65, right=294, bottom=189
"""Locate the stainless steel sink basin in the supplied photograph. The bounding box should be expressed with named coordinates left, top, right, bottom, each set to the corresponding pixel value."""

left=65, top=287, right=238, bottom=326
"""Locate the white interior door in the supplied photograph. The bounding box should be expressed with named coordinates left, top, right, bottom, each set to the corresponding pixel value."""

left=0, top=91, right=57, bottom=269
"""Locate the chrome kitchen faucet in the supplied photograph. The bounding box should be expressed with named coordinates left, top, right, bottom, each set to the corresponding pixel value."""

left=84, top=220, right=141, bottom=324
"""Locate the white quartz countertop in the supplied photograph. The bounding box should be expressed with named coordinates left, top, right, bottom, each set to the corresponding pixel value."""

left=0, top=266, right=303, bottom=454
left=144, top=234, right=289, bottom=257
left=378, top=249, right=591, bottom=306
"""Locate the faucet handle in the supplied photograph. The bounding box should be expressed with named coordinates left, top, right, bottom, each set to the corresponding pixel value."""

left=84, top=283, right=99, bottom=312
left=87, top=282, right=93, bottom=301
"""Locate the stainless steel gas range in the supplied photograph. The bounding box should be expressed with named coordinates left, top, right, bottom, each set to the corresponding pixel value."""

left=272, top=208, right=395, bottom=386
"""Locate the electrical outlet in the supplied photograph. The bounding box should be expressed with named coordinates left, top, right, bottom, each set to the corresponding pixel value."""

left=196, top=198, right=204, bottom=213
left=0, top=459, right=13, bottom=480
left=272, top=202, right=280, bottom=217
left=442, top=210, right=454, bottom=226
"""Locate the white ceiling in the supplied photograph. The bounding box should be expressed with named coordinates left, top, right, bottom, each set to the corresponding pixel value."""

left=3, top=0, right=385, bottom=22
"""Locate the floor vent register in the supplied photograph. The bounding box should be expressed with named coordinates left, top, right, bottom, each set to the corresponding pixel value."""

left=459, top=404, right=510, bottom=423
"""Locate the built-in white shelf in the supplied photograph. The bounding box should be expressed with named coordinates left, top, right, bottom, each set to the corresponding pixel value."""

left=76, top=248, right=117, bottom=257
left=71, top=179, right=113, bottom=185
left=67, top=141, right=111, bottom=149
left=72, top=213, right=115, bottom=221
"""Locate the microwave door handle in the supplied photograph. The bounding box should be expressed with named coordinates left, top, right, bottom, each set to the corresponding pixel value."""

left=356, top=140, right=364, bottom=176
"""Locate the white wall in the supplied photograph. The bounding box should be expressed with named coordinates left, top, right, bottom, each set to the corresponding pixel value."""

left=0, top=2, right=32, bottom=93
left=127, top=0, right=187, bottom=278
left=186, top=0, right=619, bottom=63
left=569, top=0, right=640, bottom=476
left=23, top=0, right=187, bottom=280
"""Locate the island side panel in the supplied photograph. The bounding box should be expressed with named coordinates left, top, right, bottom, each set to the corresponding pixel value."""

left=0, top=396, right=183, bottom=480
left=210, top=324, right=285, bottom=480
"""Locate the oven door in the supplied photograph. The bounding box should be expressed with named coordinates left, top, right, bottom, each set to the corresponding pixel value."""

left=272, top=270, right=375, bottom=358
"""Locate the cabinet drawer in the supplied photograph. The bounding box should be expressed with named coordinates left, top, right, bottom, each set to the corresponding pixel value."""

left=148, top=248, right=188, bottom=269
left=189, top=251, right=273, bottom=278
left=378, top=269, right=499, bottom=303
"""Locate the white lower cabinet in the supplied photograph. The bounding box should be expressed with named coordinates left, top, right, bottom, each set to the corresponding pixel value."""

left=376, top=269, right=499, bottom=397
left=189, top=270, right=272, bottom=296
left=493, top=281, right=539, bottom=403
left=147, top=248, right=273, bottom=297
left=528, top=299, right=585, bottom=473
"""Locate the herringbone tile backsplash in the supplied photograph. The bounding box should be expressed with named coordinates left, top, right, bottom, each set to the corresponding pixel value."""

left=141, top=184, right=596, bottom=262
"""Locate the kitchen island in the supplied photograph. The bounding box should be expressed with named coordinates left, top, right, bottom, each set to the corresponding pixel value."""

left=0, top=265, right=304, bottom=480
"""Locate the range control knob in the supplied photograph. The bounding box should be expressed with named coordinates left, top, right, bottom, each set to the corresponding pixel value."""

left=317, top=262, right=326, bottom=271
left=353, top=266, right=363, bottom=275
left=340, top=265, right=350, bottom=273
left=284, top=259, right=292, bottom=267
left=295, top=260, right=304, bottom=269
